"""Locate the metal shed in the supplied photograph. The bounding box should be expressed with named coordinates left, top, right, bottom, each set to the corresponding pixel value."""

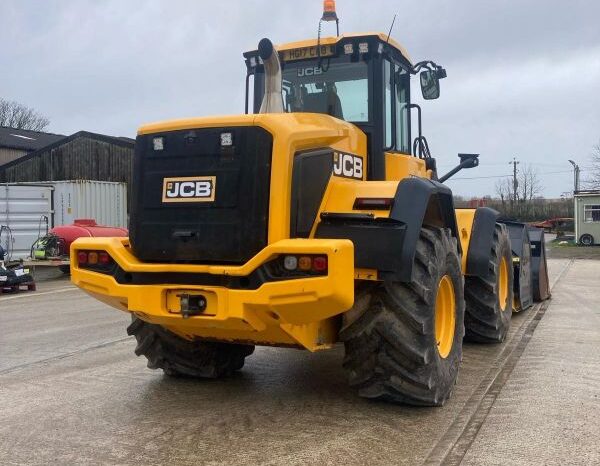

left=574, top=190, right=600, bottom=245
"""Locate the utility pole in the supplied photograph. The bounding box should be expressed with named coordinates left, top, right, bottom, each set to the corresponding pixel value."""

left=509, top=157, right=519, bottom=202
left=568, top=159, right=580, bottom=193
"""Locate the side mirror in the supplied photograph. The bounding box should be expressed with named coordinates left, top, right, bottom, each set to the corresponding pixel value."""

left=420, top=70, right=440, bottom=100
left=458, top=153, right=479, bottom=169
left=438, top=153, right=480, bottom=183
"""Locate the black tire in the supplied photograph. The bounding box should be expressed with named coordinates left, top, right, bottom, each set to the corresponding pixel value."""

left=127, top=317, right=254, bottom=378
left=341, top=227, right=465, bottom=406
left=59, top=265, right=71, bottom=275
left=464, top=224, right=514, bottom=343
left=579, top=234, right=594, bottom=246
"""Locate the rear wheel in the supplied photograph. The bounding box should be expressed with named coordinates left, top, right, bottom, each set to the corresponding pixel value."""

left=341, top=227, right=465, bottom=406
left=580, top=234, right=594, bottom=246
left=127, top=317, right=254, bottom=378
left=464, top=224, right=513, bottom=343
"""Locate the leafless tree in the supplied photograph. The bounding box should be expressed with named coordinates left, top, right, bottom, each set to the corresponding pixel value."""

left=0, top=98, right=50, bottom=131
left=495, top=177, right=514, bottom=206
left=494, top=164, right=543, bottom=218
left=590, top=141, right=600, bottom=189
left=518, top=164, right=543, bottom=202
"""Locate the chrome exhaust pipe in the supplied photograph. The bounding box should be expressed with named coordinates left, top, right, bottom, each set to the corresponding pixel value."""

left=258, top=38, right=284, bottom=114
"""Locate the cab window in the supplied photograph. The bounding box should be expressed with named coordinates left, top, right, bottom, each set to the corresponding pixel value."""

left=282, top=60, right=369, bottom=122
left=383, top=59, right=411, bottom=153
left=384, top=60, right=393, bottom=149
left=395, top=63, right=410, bottom=153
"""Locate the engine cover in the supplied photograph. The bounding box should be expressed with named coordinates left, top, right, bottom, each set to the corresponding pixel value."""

left=129, top=126, right=272, bottom=263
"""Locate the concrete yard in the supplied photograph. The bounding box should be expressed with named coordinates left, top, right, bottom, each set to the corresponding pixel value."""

left=0, top=258, right=598, bottom=465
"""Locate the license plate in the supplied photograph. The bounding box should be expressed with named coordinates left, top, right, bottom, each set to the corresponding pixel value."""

left=283, top=45, right=336, bottom=62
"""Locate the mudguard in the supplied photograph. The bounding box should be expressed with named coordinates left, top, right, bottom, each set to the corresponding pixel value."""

left=465, top=207, right=500, bottom=277
left=316, top=177, right=459, bottom=282
left=387, top=177, right=459, bottom=281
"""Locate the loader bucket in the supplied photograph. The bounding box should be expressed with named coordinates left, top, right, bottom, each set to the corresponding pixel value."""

left=500, top=221, right=534, bottom=312
left=528, top=227, right=551, bottom=301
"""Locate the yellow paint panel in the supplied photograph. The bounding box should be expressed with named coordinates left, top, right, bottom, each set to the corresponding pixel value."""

left=355, top=268, right=379, bottom=281
left=261, top=31, right=412, bottom=64
left=385, top=152, right=428, bottom=181
left=455, top=208, right=477, bottom=274
left=71, top=238, right=354, bottom=351
left=318, top=178, right=398, bottom=219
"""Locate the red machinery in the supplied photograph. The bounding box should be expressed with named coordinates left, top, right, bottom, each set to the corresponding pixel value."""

left=29, top=219, right=128, bottom=274
left=50, top=219, right=128, bottom=254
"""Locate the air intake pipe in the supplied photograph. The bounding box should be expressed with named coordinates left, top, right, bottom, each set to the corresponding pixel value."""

left=258, top=38, right=284, bottom=114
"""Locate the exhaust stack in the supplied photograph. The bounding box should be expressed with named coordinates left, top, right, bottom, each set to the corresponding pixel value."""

left=258, top=38, right=284, bottom=114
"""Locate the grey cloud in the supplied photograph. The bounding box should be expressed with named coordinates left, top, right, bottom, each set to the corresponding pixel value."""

left=1, top=0, right=599, bottom=197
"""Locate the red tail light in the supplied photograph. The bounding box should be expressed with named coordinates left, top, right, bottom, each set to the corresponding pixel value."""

left=77, top=251, right=88, bottom=265
left=312, top=256, right=328, bottom=272
left=77, top=250, right=113, bottom=272
left=98, top=252, right=111, bottom=265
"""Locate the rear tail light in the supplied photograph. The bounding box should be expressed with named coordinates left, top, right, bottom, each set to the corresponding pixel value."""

left=77, top=250, right=114, bottom=272
left=77, top=251, right=88, bottom=264
left=298, top=256, right=312, bottom=271
left=283, top=255, right=298, bottom=271
left=99, top=252, right=111, bottom=265
left=277, top=254, right=328, bottom=276
left=353, top=197, right=394, bottom=210
left=312, top=256, right=328, bottom=272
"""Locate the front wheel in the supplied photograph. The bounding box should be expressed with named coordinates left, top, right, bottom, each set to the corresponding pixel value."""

left=341, top=227, right=465, bottom=406
left=580, top=234, right=594, bottom=246
left=464, top=223, right=514, bottom=343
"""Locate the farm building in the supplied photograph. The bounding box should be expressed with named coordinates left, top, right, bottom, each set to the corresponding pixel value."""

left=0, top=131, right=135, bottom=192
left=0, top=126, right=65, bottom=166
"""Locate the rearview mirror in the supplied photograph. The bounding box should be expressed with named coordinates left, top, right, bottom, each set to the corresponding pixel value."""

left=420, top=70, right=440, bottom=100
left=458, top=153, right=479, bottom=169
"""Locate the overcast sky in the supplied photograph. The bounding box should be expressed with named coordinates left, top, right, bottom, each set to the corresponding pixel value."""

left=2, top=0, right=599, bottom=197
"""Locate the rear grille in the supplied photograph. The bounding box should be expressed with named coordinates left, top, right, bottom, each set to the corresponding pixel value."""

left=129, top=126, right=272, bottom=263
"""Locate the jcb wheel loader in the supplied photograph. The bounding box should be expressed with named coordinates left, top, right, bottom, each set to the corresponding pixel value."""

left=71, top=8, right=548, bottom=405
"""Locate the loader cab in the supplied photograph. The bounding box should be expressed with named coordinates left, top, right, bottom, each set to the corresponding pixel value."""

left=244, top=33, right=419, bottom=181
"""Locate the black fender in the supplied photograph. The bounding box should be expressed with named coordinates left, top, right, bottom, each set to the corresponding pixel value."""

left=315, top=177, right=460, bottom=282
left=389, top=177, right=460, bottom=281
left=465, top=207, right=499, bottom=277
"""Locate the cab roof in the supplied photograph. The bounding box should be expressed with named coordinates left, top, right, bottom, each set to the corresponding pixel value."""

left=245, top=32, right=412, bottom=65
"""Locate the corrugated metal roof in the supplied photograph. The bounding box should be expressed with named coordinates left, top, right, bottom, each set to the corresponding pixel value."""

left=0, top=126, right=65, bottom=151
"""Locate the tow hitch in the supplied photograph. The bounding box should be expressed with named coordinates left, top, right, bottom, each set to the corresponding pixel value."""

left=179, top=293, right=207, bottom=319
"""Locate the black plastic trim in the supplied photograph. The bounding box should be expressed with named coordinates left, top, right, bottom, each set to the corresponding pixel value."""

left=315, top=177, right=460, bottom=282
left=315, top=215, right=406, bottom=276
left=112, top=259, right=323, bottom=290
left=290, top=149, right=333, bottom=237
left=389, top=177, right=460, bottom=281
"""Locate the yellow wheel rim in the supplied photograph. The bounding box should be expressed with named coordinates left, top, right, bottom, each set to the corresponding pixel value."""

left=498, top=256, right=509, bottom=311
left=435, top=275, right=456, bottom=359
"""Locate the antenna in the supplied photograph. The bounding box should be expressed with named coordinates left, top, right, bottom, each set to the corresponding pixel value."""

left=386, top=14, right=397, bottom=44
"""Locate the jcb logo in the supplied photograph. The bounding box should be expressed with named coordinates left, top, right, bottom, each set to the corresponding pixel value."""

left=298, top=66, right=323, bottom=77
left=162, top=176, right=216, bottom=203
left=333, top=152, right=364, bottom=180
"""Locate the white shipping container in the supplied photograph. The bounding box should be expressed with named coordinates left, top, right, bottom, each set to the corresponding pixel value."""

left=0, top=184, right=53, bottom=261
left=1, top=181, right=128, bottom=260
left=50, top=180, right=127, bottom=228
